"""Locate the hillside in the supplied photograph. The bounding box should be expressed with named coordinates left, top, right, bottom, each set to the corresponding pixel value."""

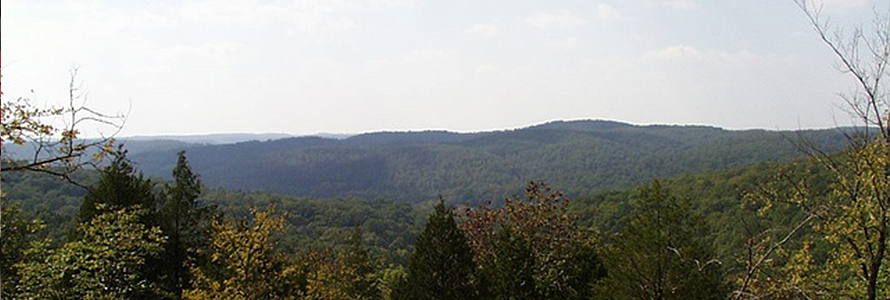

left=123, top=120, right=852, bottom=203
left=0, top=139, right=830, bottom=257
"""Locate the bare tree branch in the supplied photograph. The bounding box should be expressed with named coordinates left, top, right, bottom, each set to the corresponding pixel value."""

left=1, top=67, right=126, bottom=188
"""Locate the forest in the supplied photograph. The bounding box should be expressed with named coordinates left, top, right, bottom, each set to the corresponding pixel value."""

left=110, top=121, right=855, bottom=202
left=4, top=119, right=855, bottom=203
left=3, top=1, right=890, bottom=299
left=2, top=133, right=888, bottom=299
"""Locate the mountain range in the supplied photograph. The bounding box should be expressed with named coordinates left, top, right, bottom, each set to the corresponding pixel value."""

left=113, top=120, right=852, bottom=203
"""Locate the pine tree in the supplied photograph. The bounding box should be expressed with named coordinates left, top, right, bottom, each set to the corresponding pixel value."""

left=400, top=199, right=480, bottom=300
left=78, top=146, right=156, bottom=225
left=158, top=151, right=217, bottom=297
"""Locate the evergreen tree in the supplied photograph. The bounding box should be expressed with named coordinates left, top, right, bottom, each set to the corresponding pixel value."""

left=157, top=151, right=217, bottom=297
left=400, top=199, right=480, bottom=300
left=76, top=146, right=168, bottom=298
left=78, top=146, right=156, bottom=224
left=599, top=181, right=725, bottom=300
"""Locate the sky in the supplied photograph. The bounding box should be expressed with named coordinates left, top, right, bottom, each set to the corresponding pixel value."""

left=1, top=0, right=885, bottom=137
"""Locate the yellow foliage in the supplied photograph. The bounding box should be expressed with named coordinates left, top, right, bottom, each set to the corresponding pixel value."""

left=184, top=206, right=298, bottom=300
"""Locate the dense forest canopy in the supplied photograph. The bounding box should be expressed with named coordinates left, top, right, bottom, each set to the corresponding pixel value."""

left=4, top=0, right=890, bottom=297
left=0, top=142, right=862, bottom=299
left=95, top=120, right=855, bottom=203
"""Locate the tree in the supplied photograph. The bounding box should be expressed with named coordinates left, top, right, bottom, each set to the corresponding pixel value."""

left=1, top=69, right=125, bottom=296
left=16, top=206, right=167, bottom=300
left=463, top=182, right=606, bottom=299
left=484, top=227, right=540, bottom=300
left=0, top=200, right=44, bottom=298
left=158, top=151, right=218, bottom=297
left=339, top=226, right=384, bottom=300
left=792, top=0, right=889, bottom=142
left=1, top=69, right=124, bottom=184
left=744, top=141, right=890, bottom=299
left=184, top=206, right=299, bottom=300
left=294, top=227, right=383, bottom=300
left=793, top=2, right=890, bottom=299
left=78, top=146, right=156, bottom=224
left=398, top=199, right=480, bottom=300
left=734, top=2, right=890, bottom=299
left=599, top=181, right=725, bottom=300
left=380, top=265, right=408, bottom=300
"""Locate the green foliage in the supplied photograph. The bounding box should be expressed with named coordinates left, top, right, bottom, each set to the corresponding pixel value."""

left=79, top=147, right=157, bottom=225
left=288, top=227, right=385, bottom=299
left=484, top=228, right=540, bottom=300
left=2, top=167, right=96, bottom=245
left=158, top=151, right=218, bottom=296
left=1, top=199, right=45, bottom=298
left=744, top=141, right=890, bottom=299
left=1, top=72, right=121, bottom=181
left=380, top=265, right=408, bottom=300
left=0, top=97, right=63, bottom=147
left=574, top=160, right=830, bottom=260
left=2, top=128, right=872, bottom=299
left=200, top=189, right=425, bottom=260
left=464, top=182, right=606, bottom=299
left=399, top=200, right=480, bottom=300
left=126, top=121, right=853, bottom=203
left=818, top=141, right=890, bottom=299
left=185, top=206, right=299, bottom=300
left=598, top=181, right=726, bottom=300
left=339, top=227, right=384, bottom=300
left=16, top=206, right=167, bottom=300
left=294, top=238, right=384, bottom=300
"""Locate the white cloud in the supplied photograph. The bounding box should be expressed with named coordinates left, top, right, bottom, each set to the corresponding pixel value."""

left=595, top=4, right=626, bottom=21
left=640, top=45, right=778, bottom=66
left=526, top=10, right=587, bottom=29
left=641, top=45, right=701, bottom=61
left=401, top=48, right=460, bottom=64
left=550, top=36, right=581, bottom=49
left=644, top=0, right=698, bottom=11
left=179, top=0, right=356, bottom=33
left=369, top=0, right=417, bottom=7
left=467, top=23, right=500, bottom=36
left=154, top=42, right=251, bottom=63
left=664, top=0, right=698, bottom=11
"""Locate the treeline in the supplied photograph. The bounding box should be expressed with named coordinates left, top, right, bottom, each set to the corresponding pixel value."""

left=3, top=138, right=889, bottom=299
left=0, top=148, right=723, bottom=299
left=126, top=120, right=854, bottom=202
left=0, top=168, right=428, bottom=261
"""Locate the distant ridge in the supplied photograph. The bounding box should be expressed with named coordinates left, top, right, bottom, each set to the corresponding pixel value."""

left=123, top=133, right=296, bottom=145
left=123, top=119, right=854, bottom=203
left=120, top=132, right=357, bottom=145
left=530, top=119, right=636, bottom=131
left=344, top=130, right=479, bottom=146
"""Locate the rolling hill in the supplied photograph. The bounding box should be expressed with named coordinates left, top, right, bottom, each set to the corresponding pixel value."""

left=121, top=120, right=853, bottom=203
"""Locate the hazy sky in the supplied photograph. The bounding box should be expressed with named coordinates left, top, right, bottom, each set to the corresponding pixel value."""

left=1, top=0, right=884, bottom=137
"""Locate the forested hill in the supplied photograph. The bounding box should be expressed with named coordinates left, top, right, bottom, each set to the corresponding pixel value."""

left=125, top=120, right=852, bottom=202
